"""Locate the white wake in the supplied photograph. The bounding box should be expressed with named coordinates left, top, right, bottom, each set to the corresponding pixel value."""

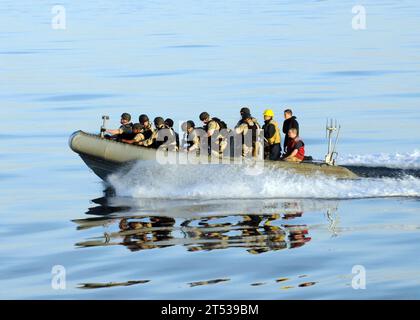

left=338, top=150, right=420, bottom=169
left=108, top=161, right=420, bottom=200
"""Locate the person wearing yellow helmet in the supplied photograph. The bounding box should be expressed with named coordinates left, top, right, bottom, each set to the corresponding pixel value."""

left=262, top=109, right=281, bottom=160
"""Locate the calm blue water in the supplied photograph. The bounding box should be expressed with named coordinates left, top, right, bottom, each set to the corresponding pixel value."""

left=1, top=0, right=420, bottom=299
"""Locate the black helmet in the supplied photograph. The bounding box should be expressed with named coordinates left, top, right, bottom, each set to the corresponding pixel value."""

left=240, top=107, right=250, bottom=115
left=132, top=123, right=144, bottom=131
left=121, top=113, right=131, bottom=121
left=199, top=112, right=210, bottom=121
left=181, top=120, right=195, bottom=131
left=154, top=117, right=165, bottom=127
left=187, top=120, right=195, bottom=129
left=139, top=114, right=149, bottom=124
left=241, top=112, right=252, bottom=120
left=165, top=118, right=174, bottom=128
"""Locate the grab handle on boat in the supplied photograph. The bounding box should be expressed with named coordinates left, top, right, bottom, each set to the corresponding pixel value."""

left=325, top=119, right=340, bottom=166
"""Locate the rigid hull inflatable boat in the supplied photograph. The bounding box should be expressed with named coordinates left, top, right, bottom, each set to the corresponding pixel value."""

left=69, top=131, right=359, bottom=181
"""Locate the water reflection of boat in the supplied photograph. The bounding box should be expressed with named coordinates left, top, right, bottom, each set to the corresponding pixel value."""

left=75, top=213, right=311, bottom=254
left=73, top=193, right=341, bottom=255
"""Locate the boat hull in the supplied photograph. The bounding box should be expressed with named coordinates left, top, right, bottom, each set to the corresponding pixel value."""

left=69, top=131, right=359, bottom=180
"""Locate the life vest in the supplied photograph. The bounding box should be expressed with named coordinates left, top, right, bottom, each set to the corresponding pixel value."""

left=184, top=132, right=194, bottom=148
left=185, top=135, right=193, bottom=148
left=210, top=117, right=228, bottom=131
left=143, top=124, right=154, bottom=140
left=117, top=123, right=134, bottom=141
left=237, top=117, right=260, bottom=128
left=204, top=117, right=228, bottom=155
left=168, top=127, right=178, bottom=151
left=204, top=117, right=227, bottom=136
left=155, top=126, right=177, bottom=149
left=287, top=137, right=305, bottom=160
left=182, top=130, right=201, bottom=154
left=264, top=119, right=281, bottom=145
left=243, top=122, right=260, bottom=147
left=121, top=122, right=133, bottom=131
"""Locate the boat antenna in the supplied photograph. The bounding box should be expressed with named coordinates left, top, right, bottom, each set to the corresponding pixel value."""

left=325, top=118, right=340, bottom=165
left=100, top=115, right=109, bottom=138
left=331, top=124, right=341, bottom=157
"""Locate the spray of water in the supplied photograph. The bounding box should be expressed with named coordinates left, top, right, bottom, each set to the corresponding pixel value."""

left=108, top=159, right=420, bottom=200
left=339, top=150, right=420, bottom=169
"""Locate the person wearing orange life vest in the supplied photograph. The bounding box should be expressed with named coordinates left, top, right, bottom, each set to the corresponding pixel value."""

left=262, top=109, right=281, bottom=160
left=282, top=128, right=305, bottom=162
